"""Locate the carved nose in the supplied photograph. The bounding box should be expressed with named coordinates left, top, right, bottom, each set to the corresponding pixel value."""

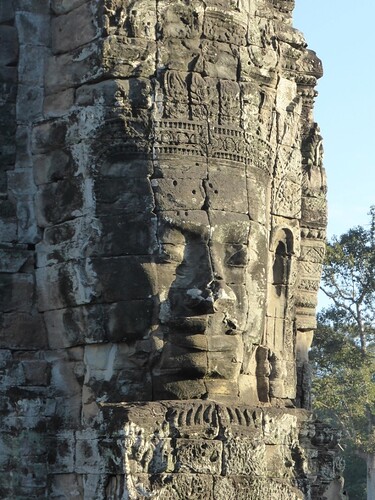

left=208, top=280, right=236, bottom=311
left=185, top=280, right=236, bottom=314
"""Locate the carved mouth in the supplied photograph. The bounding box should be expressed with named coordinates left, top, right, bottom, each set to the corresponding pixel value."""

left=166, top=316, right=208, bottom=334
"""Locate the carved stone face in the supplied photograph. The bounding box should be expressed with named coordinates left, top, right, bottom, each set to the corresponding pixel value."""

left=153, top=208, right=252, bottom=399
left=92, top=150, right=261, bottom=401
left=46, top=0, right=325, bottom=407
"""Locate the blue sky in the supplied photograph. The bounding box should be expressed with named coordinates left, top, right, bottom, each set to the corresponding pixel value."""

left=294, top=1, right=375, bottom=238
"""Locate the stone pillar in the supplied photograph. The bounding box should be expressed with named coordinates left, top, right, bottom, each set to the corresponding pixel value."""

left=0, top=0, right=343, bottom=498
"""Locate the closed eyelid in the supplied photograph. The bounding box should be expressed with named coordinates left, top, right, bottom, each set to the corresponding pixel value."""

left=225, top=246, right=248, bottom=267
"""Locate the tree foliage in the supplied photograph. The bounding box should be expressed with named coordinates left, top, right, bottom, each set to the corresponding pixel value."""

left=311, top=207, right=375, bottom=499
left=320, top=205, right=375, bottom=353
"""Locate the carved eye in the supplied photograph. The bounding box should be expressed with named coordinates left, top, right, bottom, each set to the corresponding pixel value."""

left=225, top=245, right=247, bottom=267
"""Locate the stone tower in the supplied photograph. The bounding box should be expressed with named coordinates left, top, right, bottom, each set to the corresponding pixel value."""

left=0, top=0, right=342, bottom=498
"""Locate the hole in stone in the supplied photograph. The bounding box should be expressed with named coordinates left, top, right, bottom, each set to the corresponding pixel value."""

left=214, top=189, right=218, bottom=194
left=192, top=190, right=196, bottom=194
left=185, top=211, right=189, bottom=216
left=173, top=180, right=178, bottom=186
left=209, top=183, right=213, bottom=188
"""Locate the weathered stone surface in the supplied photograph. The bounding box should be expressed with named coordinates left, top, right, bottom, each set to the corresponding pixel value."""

left=51, top=2, right=99, bottom=55
left=15, top=11, right=50, bottom=46
left=0, top=0, right=341, bottom=498
left=97, top=402, right=343, bottom=498
left=0, top=26, right=18, bottom=66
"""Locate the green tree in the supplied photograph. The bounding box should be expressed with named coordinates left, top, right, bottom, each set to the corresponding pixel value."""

left=311, top=207, right=375, bottom=500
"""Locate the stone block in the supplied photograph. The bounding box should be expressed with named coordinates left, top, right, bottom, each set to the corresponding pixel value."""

left=108, top=370, right=153, bottom=402
left=48, top=473, right=83, bottom=498
left=158, top=343, right=208, bottom=376
left=203, top=9, right=247, bottom=46
left=35, top=176, right=84, bottom=227
left=94, top=177, right=154, bottom=216
left=223, top=437, right=266, bottom=476
left=96, top=214, right=158, bottom=257
left=51, top=0, right=87, bottom=15
left=0, top=219, right=17, bottom=242
left=175, top=439, right=222, bottom=474
left=14, top=125, right=31, bottom=168
left=207, top=338, right=242, bottom=380
left=154, top=155, right=207, bottom=179
left=238, top=374, right=259, bottom=403
left=301, top=196, right=327, bottom=227
left=16, top=84, right=44, bottom=121
left=247, top=166, right=271, bottom=225
left=102, top=35, right=157, bottom=77
left=37, top=256, right=157, bottom=311
left=18, top=45, right=47, bottom=86
left=153, top=376, right=207, bottom=401
left=33, top=149, right=74, bottom=185
left=153, top=177, right=205, bottom=211
left=16, top=196, right=40, bottom=244
left=0, top=26, right=18, bottom=66
left=36, top=260, right=96, bottom=311
left=138, top=473, right=214, bottom=499
left=12, top=0, right=50, bottom=14
left=158, top=37, right=201, bottom=72
left=196, top=40, right=238, bottom=80
left=44, top=304, right=106, bottom=348
left=0, top=144, right=16, bottom=171
left=0, top=66, right=17, bottom=86
left=209, top=210, right=250, bottom=244
left=45, top=42, right=102, bottom=94
left=44, top=88, right=75, bottom=117
left=158, top=210, right=210, bottom=243
left=157, top=0, right=203, bottom=40
left=0, top=246, right=30, bottom=273
left=75, top=79, right=117, bottom=106
left=98, top=153, right=153, bottom=179
left=106, top=299, right=155, bottom=342
left=49, top=392, right=81, bottom=428
left=32, top=119, right=68, bottom=154
left=8, top=169, right=34, bottom=196
left=217, top=405, right=263, bottom=439
left=75, top=433, right=101, bottom=473
left=0, top=273, right=34, bottom=313
left=204, top=167, right=248, bottom=213
left=15, top=12, right=50, bottom=46
left=21, top=360, right=50, bottom=386
left=12, top=429, right=47, bottom=458
left=92, top=256, right=158, bottom=302
left=96, top=437, right=124, bottom=473
left=45, top=37, right=156, bottom=94
left=213, top=476, right=304, bottom=500
left=51, top=2, right=99, bottom=55
left=263, top=410, right=298, bottom=445
left=209, top=240, right=248, bottom=283
left=37, top=216, right=98, bottom=266
left=0, top=0, right=14, bottom=23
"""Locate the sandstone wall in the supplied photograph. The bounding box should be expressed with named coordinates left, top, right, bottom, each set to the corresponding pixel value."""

left=0, top=1, right=338, bottom=498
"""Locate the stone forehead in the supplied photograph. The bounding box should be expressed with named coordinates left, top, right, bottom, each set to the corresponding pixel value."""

left=158, top=210, right=251, bottom=243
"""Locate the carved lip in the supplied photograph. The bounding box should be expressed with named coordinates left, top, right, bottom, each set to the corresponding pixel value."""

left=166, top=317, right=208, bottom=334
